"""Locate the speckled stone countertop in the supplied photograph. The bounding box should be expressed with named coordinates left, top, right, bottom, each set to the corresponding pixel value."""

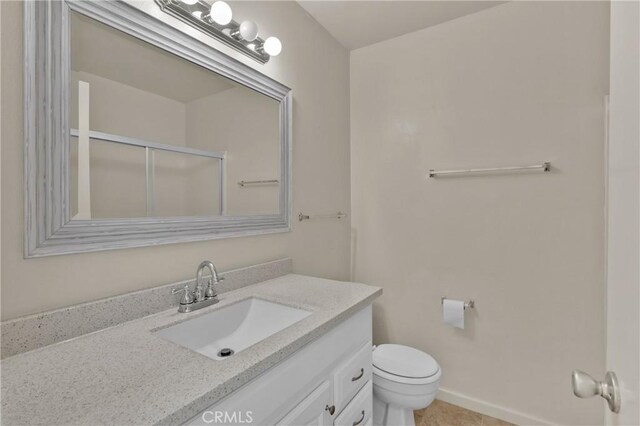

left=0, top=274, right=381, bottom=426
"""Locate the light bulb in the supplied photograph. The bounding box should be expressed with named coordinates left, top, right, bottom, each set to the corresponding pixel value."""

left=181, top=0, right=199, bottom=5
left=209, top=1, right=232, bottom=25
left=263, top=36, right=282, bottom=56
left=192, top=10, right=203, bottom=19
left=239, top=20, right=259, bottom=42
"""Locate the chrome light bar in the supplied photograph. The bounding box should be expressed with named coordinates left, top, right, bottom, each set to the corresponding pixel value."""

left=155, top=0, right=272, bottom=63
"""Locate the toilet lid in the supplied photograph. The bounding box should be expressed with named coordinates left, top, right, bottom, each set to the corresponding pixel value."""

left=373, top=344, right=439, bottom=379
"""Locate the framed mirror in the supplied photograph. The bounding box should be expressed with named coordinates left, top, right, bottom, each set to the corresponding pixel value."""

left=24, top=0, right=292, bottom=257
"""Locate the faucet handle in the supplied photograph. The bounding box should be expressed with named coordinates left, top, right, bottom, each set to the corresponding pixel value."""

left=172, top=285, right=194, bottom=305
left=193, top=281, right=205, bottom=302
left=205, top=279, right=218, bottom=299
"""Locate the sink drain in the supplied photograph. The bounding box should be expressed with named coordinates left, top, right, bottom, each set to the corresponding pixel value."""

left=218, top=348, right=234, bottom=358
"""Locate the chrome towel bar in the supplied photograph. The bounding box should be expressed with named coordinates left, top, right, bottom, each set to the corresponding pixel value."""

left=238, top=179, right=279, bottom=187
left=298, top=212, right=347, bottom=221
left=441, top=296, right=475, bottom=310
left=429, top=162, right=550, bottom=178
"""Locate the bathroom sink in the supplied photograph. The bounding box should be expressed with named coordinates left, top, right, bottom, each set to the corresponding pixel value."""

left=154, top=297, right=312, bottom=360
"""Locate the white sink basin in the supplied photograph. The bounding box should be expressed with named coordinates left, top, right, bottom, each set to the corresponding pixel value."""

left=155, top=297, right=312, bottom=360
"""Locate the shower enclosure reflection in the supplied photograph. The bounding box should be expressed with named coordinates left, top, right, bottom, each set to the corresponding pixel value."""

left=69, top=11, right=280, bottom=219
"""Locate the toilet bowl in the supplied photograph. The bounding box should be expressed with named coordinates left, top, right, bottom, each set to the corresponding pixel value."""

left=372, top=344, right=441, bottom=426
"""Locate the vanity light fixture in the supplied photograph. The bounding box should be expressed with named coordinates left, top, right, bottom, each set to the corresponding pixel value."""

left=156, top=0, right=282, bottom=63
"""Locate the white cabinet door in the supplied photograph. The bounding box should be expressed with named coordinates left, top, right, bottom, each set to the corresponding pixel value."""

left=278, top=380, right=333, bottom=426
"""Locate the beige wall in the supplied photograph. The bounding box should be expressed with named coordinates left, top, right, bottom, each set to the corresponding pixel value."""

left=351, top=2, right=608, bottom=425
left=0, top=0, right=351, bottom=320
left=70, top=71, right=187, bottom=146
left=186, top=87, right=280, bottom=216
left=70, top=71, right=190, bottom=218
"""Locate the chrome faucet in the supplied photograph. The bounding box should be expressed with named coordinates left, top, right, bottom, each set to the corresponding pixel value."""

left=172, top=260, right=224, bottom=313
left=196, top=260, right=223, bottom=301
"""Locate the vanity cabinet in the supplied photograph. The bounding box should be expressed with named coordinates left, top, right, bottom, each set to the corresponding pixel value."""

left=185, top=306, right=373, bottom=426
left=278, top=380, right=333, bottom=425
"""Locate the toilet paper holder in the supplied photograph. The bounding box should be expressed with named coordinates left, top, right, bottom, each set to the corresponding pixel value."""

left=441, top=297, right=475, bottom=310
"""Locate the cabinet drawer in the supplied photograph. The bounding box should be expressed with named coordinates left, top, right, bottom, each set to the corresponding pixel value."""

left=334, top=342, right=372, bottom=412
left=334, top=381, right=372, bottom=426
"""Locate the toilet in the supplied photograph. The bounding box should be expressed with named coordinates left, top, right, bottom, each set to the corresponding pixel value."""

left=372, top=344, right=441, bottom=426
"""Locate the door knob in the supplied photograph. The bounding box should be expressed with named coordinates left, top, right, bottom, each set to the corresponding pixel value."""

left=571, top=370, right=620, bottom=413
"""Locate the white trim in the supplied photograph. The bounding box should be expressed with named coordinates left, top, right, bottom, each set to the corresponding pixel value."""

left=606, top=1, right=640, bottom=423
left=76, top=81, right=91, bottom=220
left=437, top=388, right=556, bottom=426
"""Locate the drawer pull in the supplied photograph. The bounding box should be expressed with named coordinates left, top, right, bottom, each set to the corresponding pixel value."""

left=325, top=405, right=336, bottom=415
left=352, top=410, right=365, bottom=426
left=351, top=368, right=364, bottom=382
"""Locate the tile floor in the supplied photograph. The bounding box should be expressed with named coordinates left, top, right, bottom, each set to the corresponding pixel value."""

left=414, top=400, right=515, bottom=426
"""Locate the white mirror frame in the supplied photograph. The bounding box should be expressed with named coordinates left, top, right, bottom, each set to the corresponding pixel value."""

left=24, top=0, right=292, bottom=257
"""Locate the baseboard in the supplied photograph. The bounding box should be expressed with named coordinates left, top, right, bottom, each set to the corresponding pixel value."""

left=436, top=388, right=556, bottom=426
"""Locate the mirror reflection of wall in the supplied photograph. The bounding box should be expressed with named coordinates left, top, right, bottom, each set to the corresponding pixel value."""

left=69, top=11, right=280, bottom=220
